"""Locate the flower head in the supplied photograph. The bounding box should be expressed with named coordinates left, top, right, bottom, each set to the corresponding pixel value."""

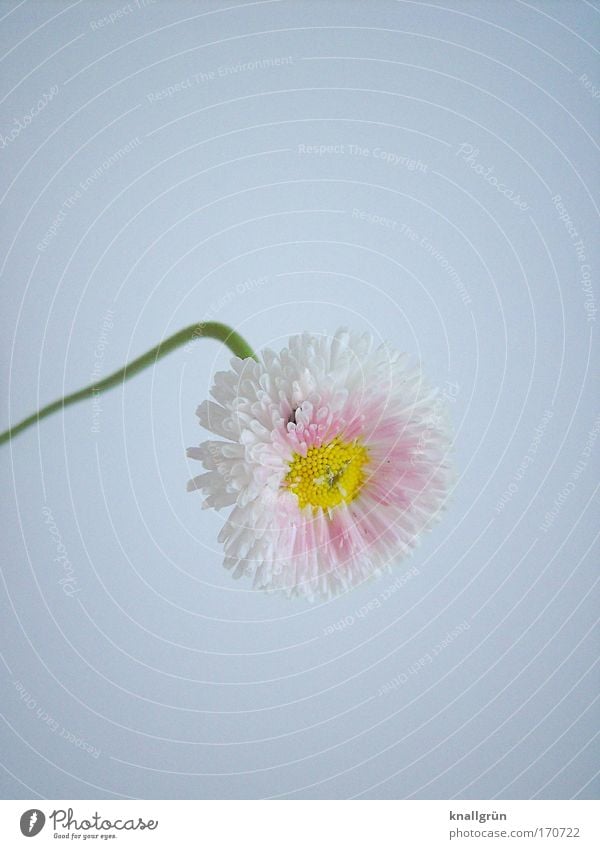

left=187, top=329, right=454, bottom=599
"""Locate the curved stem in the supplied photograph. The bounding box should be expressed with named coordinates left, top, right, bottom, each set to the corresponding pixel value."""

left=0, top=321, right=257, bottom=446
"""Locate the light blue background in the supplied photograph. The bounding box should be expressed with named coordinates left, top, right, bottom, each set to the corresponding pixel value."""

left=1, top=0, right=598, bottom=799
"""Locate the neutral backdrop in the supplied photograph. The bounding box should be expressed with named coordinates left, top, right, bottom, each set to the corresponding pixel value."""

left=0, top=0, right=598, bottom=799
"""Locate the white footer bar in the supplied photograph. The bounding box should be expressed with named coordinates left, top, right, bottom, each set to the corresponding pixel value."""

left=0, top=800, right=598, bottom=848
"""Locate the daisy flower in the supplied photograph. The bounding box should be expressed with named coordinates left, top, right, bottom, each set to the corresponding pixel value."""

left=187, top=328, right=454, bottom=600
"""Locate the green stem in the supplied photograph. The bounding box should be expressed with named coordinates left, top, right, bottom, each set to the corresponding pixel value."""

left=0, top=321, right=257, bottom=446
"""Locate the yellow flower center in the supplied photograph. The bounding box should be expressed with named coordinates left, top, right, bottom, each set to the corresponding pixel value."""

left=285, top=436, right=369, bottom=511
